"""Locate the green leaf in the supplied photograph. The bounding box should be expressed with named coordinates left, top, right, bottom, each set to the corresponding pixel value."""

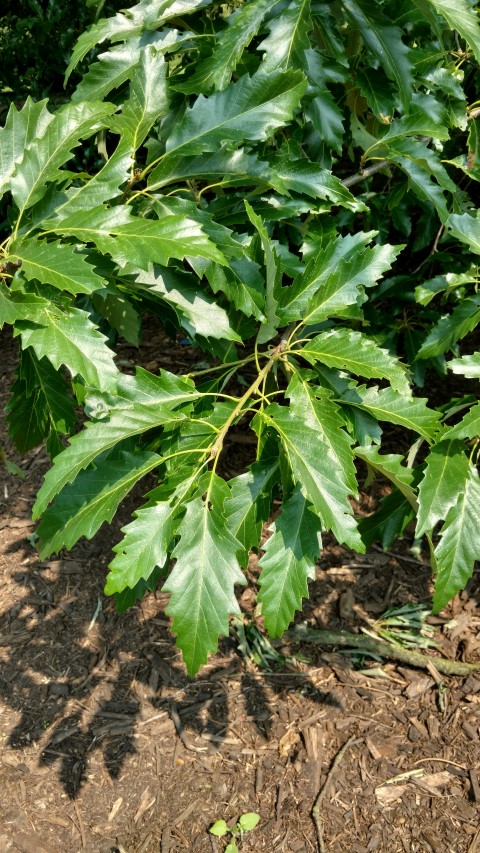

left=238, top=813, right=261, bottom=832
left=341, top=0, right=413, bottom=110
left=224, top=458, right=280, bottom=565
left=44, top=205, right=227, bottom=269
left=416, top=297, right=480, bottom=359
left=111, top=46, right=169, bottom=151
left=0, top=98, right=53, bottom=201
left=38, top=140, right=133, bottom=224
left=298, top=329, right=410, bottom=395
left=258, top=486, right=321, bottom=636
left=359, top=489, right=416, bottom=549
left=416, top=439, right=470, bottom=536
left=32, top=369, right=199, bottom=518
left=127, top=264, right=241, bottom=341
left=37, top=446, right=161, bottom=557
left=267, top=157, right=363, bottom=211
left=164, top=474, right=246, bottom=676
left=6, top=348, right=76, bottom=454
left=433, top=465, right=480, bottom=611
left=258, top=0, right=312, bottom=72
left=245, top=201, right=280, bottom=344
left=0, top=288, right=50, bottom=330
left=72, top=41, right=142, bottom=103
left=209, top=820, right=228, bottom=838
left=446, top=212, right=480, bottom=254
left=263, top=403, right=363, bottom=550
left=354, top=445, right=417, bottom=509
left=288, top=373, right=358, bottom=495
left=15, top=305, right=118, bottom=391
left=443, top=402, right=480, bottom=440
left=105, top=498, right=179, bottom=594
left=427, top=0, right=480, bottom=64
left=448, top=353, right=480, bottom=378
left=163, top=69, right=307, bottom=156
left=92, top=285, right=140, bottom=345
left=65, top=0, right=213, bottom=81
left=8, top=239, right=106, bottom=296
left=177, top=0, right=272, bottom=93
left=10, top=101, right=116, bottom=214
left=339, top=384, right=441, bottom=441
left=279, top=236, right=401, bottom=323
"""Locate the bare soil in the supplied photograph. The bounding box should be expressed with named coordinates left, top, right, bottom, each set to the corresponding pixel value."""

left=1, top=324, right=479, bottom=853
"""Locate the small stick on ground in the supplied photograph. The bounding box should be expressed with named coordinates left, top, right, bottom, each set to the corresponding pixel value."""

left=312, top=735, right=358, bottom=852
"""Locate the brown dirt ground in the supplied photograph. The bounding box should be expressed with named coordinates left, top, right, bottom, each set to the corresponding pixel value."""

left=1, top=323, right=480, bottom=853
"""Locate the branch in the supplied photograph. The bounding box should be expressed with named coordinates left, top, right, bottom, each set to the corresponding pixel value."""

left=342, top=159, right=391, bottom=188
left=287, top=625, right=480, bottom=677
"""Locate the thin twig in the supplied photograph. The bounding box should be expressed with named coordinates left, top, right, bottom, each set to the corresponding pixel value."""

left=287, top=625, right=480, bottom=677
left=312, top=735, right=359, bottom=852
left=342, top=160, right=391, bottom=188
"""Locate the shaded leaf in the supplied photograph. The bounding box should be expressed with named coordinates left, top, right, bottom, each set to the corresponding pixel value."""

left=416, top=440, right=470, bottom=536
left=258, top=486, right=321, bottom=636
left=8, top=239, right=106, bottom=296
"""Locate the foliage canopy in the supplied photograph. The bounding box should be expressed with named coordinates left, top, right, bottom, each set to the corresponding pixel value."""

left=1, top=0, right=480, bottom=674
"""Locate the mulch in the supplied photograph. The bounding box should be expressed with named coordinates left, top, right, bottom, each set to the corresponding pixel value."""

left=1, top=321, right=479, bottom=853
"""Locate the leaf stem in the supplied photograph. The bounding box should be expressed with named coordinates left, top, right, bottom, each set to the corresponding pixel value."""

left=208, top=341, right=288, bottom=459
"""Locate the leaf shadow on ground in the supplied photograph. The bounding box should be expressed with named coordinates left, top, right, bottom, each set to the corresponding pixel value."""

left=0, top=536, right=346, bottom=799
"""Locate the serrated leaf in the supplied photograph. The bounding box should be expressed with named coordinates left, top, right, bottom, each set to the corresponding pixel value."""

left=0, top=288, right=50, bottom=329
left=280, top=236, right=400, bottom=323
left=177, top=0, right=272, bottom=93
left=44, top=205, right=227, bottom=269
left=37, top=446, right=161, bottom=557
left=427, top=0, right=480, bottom=64
left=341, top=0, right=413, bottom=110
left=339, top=384, right=441, bottom=441
left=245, top=201, right=280, bottom=344
left=15, top=305, right=118, bottom=391
left=416, top=296, right=480, bottom=359
left=72, top=41, right=142, bottom=103
left=298, top=329, right=410, bottom=395
left=6, top=348, right=76, bottom=454
left=105, top=499, right=179, bottom=594
left=443, top=402, right=480, bottom=440
left=127, top=263, right=240, bottom=341
left=448, top=353, right=480, bottom=377
left=355, top=445, right=417, bottom=509
left=224, top=458, right=280, bottom=564
left=92, top=285, right=140, bottom=345
left=258, top=0, right=312, bottom=72
left=415, top=271, right=477, bottom=306
left=263, top=403, right=363, bottom=550
left=165, top=474, right=246, bottom=675
left=38, top=140, right=133, bottom=224
left=288, top=373, right=358, bottom=494
left=164, top=69, right=306, bottom=156
left=416, top=439, right=470, bottom=536
left=8, top=239, right=106, bottom=296
left=267, top=157, right=362, bottom=211
left=111, top=46, right=169, bottom=151
left=32, top=368, right=199, bottom=518
left=65, top=0, right=213, bottom=81
left=0, top=98, right=53, bottom=201
left=446, top=212, right=480, bottom=254
left=10, top=101, right=116, bottom=214
left=258, top=486, right=321, bottom=636
left=433, top=465, right=480, bottom=611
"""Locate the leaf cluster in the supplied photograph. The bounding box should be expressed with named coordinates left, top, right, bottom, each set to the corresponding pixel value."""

left=1, top=0, right=480, bottom=674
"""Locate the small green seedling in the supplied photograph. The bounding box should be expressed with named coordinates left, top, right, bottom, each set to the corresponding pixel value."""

left=209, top=812, right=260, bottom=852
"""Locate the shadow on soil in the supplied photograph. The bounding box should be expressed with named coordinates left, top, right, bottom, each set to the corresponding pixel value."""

left=0, top=543, right=347, bottom=799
